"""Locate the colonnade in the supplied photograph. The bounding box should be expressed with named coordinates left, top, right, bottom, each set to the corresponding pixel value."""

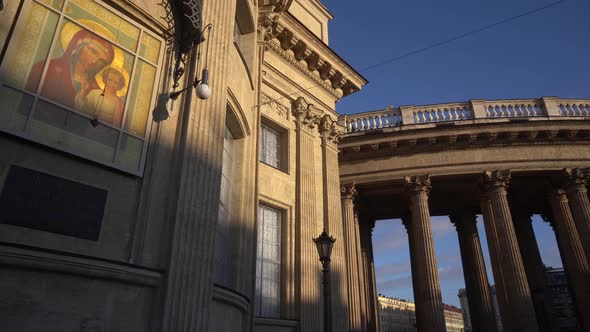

left=341, top=168, right=590, bottom=332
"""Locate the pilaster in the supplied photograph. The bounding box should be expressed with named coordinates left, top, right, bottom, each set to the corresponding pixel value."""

left=292, top=96, right=322, bottom=332
left=547, top=190, right=590, bottom=331
left=481, top=170, right=539, bottom=332
left=449, top=213, right=497, bottom=332
left=320, top=115, right=349, bottom=332
left=404, top=175, right=446, bottom=332
left=562, top=168, right=590, bottom=263
left=161, top=1, right=236, bottom=331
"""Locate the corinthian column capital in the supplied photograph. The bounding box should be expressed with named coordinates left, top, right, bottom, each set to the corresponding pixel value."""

left=341, top=183, right=357, bottom=200
left=404, top=175, right=431, bottom=195
left=482, top=169, right=511, bottom=192
left=562, top=168, right=589, bottom=190
left=292, top=97, right=322, bottom=131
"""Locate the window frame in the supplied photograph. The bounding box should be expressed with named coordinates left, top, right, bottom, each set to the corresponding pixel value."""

left=255, top=202, right=284, bottom=319
left=259, top=117, right=289, bottom=173
left=0, top=0, right=165, bottom=176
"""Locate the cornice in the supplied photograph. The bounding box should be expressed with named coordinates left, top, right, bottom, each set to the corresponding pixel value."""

left=266, top=40, right=342, bottom=99
left=339, top=122, right=590, bottom=162
left=258, top=9, right=367, bottom=101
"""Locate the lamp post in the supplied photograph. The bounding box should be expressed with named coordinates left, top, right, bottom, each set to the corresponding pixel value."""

left=314, top=229, right=336, bottom=332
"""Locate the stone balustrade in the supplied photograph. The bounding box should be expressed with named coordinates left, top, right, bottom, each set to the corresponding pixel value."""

left=341, top=108, right=402, bottom=133
left=484, top=100, right=543, bottom=118
left=340, top=97, right=590, bottom=134
left=412, top=103, right=473, bottom=124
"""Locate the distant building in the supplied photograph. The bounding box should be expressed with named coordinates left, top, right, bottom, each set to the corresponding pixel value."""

left=444, top=303, right=465, bottom=332
left=458, top=268, right=576, bottom=332
left=378, top=295, right=464, bottom=332
left=545, top=268, right=577, bottom=331
left=378, top=295, right=416, bottom=332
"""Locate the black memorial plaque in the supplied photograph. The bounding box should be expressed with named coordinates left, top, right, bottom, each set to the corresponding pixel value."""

left=0, top=166, right=107, bottom=240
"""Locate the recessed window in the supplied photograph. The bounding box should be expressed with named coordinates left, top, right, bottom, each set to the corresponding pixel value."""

left=213, top=125, right=235, bottom=287
left=260, top=124, right=282, bottom=168
left=256, top=204, right=282, bottom=318
left=0, top=0, right=163, bottom=174
left=260, top=119, right=288, bottom=172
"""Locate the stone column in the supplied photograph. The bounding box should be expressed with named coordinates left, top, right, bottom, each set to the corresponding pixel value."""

left=449, top=213, right=497, bottom=332
left=404, top=175, right=446, bottom=332
left=354, top=208, right=368, bottom=332
left=563, top=168, right=590, bottom=263
left=480, top=170, right=539, bottom=331
left=511, top=212, right=553, bottom=332
left=320, top=116, right=349, bottom=332
left=341, top=183, right=363, bottom=331
left=292, top=97, right=323, bottom=332
left=547, top=190, right=590, bottom=331
left=161, top=1, right=236, bottom=331
left=359, top=217, right=379, bottom=332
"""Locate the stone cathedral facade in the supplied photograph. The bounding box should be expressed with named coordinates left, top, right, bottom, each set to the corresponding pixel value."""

left=0, top=0, right=368, bottom=331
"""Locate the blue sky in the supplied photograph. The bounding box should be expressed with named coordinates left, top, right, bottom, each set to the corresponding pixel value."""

left=322, top=0, right=590, bottom=114
left=318, top=0, right=588, bottom=307
left=371, top=216, right=561, bottom=307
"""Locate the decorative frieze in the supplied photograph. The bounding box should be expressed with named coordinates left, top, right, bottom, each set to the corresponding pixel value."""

left=261, top=93, right=289, bottom=120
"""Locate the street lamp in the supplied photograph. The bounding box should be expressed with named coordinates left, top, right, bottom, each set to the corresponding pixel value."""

left=314, top=229, right=336, bottom=332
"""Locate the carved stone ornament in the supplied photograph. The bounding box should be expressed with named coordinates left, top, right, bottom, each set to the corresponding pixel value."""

left=319, top=115, right=343, bottom=145
left=292, top=97, right=322, bottom=131
left=482, top=169, right=511, bottom=191
left=257, top=12, right=279, bottom=42
left=562, top=168, right=589, bottom=189
left=404, top=175, right=432, bottom=194
left=341, top=183, right=357, bottom=200
left=261, top=93, right=289, bottom=119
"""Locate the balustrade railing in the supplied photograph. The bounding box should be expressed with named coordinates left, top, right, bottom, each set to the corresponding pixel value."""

left=412, top=103, right=473, bottom=124
left=558, top=101, right=590, bottom=117
left=340, top=97, right=590, bottom=134
left=485, top=100, right=543, bottom=118
left=343, top=108, right=402, bottom=133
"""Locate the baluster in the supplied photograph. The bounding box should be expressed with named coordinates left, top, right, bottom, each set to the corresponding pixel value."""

left=494, top=105, right=500, bottom=117
left=526, top=104, right=538, bottom=116
left=584, top=104, right=590, bottom=116
left=573, top=104, right=581, bottom=116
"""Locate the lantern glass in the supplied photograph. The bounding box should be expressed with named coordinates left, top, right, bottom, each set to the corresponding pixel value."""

left=314, top=230, right=335, bottom=264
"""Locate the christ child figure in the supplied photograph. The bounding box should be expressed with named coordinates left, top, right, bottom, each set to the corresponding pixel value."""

left=84, top=67, right=126, bottom=127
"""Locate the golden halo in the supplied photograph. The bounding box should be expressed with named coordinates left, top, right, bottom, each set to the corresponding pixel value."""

left=60, top=19, right=115, bottom=52
left=96, top=65, right=130, bottom=97
left=59, top=19, right=124, bottom=70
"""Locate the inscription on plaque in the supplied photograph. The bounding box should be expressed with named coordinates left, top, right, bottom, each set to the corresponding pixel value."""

left=0, top=166, right=107, bottom=240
